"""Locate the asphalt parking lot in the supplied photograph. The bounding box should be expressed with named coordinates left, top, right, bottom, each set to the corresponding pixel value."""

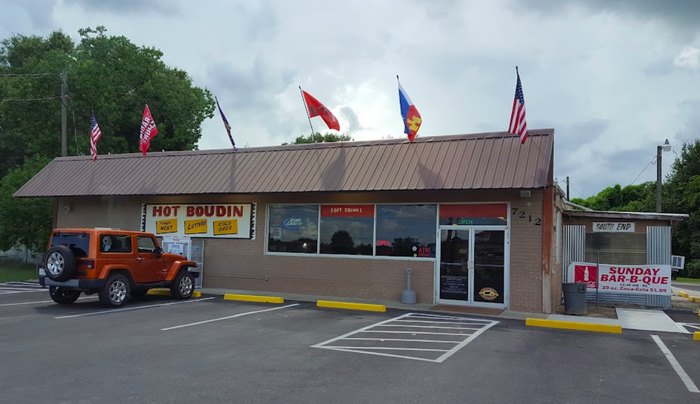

left=1, top=289, right=698, bottom=404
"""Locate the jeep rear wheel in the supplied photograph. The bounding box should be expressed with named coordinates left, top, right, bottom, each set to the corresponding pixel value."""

left=44, top=245, right=76, bottom=281
left=49, top=286, right=80, bottom=304
left=99, top=274, right=131, bottom=307
left=171, top=271, right=194, bottom=300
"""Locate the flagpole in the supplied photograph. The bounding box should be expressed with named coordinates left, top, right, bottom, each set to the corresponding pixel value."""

left=299, top=86, right=315, bottom=136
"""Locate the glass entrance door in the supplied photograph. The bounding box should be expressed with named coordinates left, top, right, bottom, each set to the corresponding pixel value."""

left=473, top=230, right=505, bottom=304
left=438, top=228, right=506, bottom=306
left=439, top=229, right=470, bottom=302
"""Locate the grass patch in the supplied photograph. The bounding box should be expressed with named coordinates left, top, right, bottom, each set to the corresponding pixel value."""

left=675, top=277, right=700, bottom=284
left=0, top=261, right=37, bottom=283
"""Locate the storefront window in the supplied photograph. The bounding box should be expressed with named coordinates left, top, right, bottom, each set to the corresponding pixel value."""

left=376, top=204, right=437, bottom=257
left=268, top=205, right=318, bottom=254
left=320, top=205, right=374, bottom=255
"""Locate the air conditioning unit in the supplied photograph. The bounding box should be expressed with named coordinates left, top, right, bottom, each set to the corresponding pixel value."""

left=671, top=255, right=685, bottom=270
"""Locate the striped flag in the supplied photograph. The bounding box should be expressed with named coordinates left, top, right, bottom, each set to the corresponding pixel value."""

left=508, top=67, right=527, bottom=144
left=397, top=76, right=422, bottom=142
left=89, top=112, right=102, bottom=161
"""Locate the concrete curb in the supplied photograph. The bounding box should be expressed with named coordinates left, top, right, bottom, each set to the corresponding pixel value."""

left=224, top=293, right=284, bottom=304
left=525, top=318, right=622, bottom=334
left=317, top=300, right=386, bottom=313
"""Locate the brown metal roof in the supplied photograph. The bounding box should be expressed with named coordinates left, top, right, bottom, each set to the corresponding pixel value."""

left=14, top=129, right=554, bottom=197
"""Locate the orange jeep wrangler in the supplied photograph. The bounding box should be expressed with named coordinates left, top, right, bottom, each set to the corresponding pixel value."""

left=38, top=228, right=198, bottom=307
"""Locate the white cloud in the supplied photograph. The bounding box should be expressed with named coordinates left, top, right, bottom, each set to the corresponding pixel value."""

left=673, top=46, right=700, bottom=69
left=3, top=0, right=700, bottom=197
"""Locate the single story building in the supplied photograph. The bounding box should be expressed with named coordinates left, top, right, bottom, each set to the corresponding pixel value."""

left=15, top=129, right=685, bottom=313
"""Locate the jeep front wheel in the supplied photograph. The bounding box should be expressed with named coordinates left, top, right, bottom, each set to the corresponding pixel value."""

left=49, top=286, right=80, bottom=304
left=99, top=274, right=131, bottom=307
left=171, top=270, right=194, bottom=300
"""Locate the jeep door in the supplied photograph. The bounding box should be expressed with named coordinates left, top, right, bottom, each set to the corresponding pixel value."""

left=136, top=236, right=168, bottom=282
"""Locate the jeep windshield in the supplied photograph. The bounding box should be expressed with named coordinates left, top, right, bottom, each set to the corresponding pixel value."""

left=51, top=232, right=90, bottom=257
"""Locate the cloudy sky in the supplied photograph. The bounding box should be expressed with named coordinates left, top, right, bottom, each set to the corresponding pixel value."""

left=2, top=0, right=699, bottom=198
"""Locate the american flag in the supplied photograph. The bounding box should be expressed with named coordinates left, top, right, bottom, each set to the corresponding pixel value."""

left=508, top=68, right=527, bottom=144
left=89, top=113, right=102, bottom=161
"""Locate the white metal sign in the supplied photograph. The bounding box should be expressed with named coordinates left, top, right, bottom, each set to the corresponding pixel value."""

left=592, top=222, right=635, bottom=233
left=569, top=262, right=671, bottom=296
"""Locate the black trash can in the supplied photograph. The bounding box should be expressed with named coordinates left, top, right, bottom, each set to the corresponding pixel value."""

left=562, top=282, right=587, bottom=315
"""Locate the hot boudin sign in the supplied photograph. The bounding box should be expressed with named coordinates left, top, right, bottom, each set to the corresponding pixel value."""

left=142, top=203, right=255, bottom=239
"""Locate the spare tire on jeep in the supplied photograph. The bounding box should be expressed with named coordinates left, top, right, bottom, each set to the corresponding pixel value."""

left=44, top=245, right=76, bottom=281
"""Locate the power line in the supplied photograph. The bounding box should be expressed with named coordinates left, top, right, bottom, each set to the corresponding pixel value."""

left=0, top=96, right=61, bottom=103
left=0, top=73, right=57, bottom=77
left=629, top=155, right=656, bottom=186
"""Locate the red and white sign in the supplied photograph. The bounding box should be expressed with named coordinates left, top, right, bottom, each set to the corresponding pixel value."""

left=573, top=264, right=598, bottom=289
left=569, top=262, right=671, bottom=296
left=321, top=205, right=374, bottom=217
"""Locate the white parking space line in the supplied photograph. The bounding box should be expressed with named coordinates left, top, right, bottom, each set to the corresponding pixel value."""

left=55, top=297, right=216, bottom=319
left=651, top=335, right=700, bottom=394
left=161, top=303, right=300, bottom=331
left=312, top=312, right=498, bottom=363
left=0, top=289, right=46, bottom=295
left=680, top=323, right=700, bottom=331
left=0, top=296, right=97, bottom=307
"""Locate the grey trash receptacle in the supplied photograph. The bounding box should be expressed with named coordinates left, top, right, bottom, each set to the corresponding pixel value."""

left=563, top=283, right=587, bottom=315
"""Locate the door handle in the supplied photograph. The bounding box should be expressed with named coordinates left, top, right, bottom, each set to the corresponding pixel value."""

left=136, top=257, right=145, bottom=261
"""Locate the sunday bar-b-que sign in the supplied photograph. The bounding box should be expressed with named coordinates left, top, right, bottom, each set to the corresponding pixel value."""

left=142, top=203, right=255, bottom=239
left=569, top=262, right=671, bottom=296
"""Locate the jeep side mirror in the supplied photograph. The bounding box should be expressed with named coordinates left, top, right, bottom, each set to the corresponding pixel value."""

left=154, top=246, right=163, bottom=257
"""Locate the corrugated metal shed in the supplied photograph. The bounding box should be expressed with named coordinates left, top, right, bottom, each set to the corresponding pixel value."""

left=15, top=130, right=554, bottom=197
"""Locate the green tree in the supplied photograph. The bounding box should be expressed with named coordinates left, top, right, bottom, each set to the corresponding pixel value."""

left=290, top=132, right=352, bottom=144
left=0, top=156, right=52, bottom=250
left=570, top=182, right=655, bottom=212
left=665, top=139, right=700, bottom=275
left=0, top=26, right=215, bottom=176
left=0, top=27, right=215, bottom=249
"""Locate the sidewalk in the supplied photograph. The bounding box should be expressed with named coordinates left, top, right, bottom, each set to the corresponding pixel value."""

left=200, top=287, right=692, bottom=333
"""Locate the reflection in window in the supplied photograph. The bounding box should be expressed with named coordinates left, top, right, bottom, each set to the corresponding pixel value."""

left=376, top=205, right=437, bottom=257
left=268, top=205, right=318, bottom=254
left=320, top=216, right=373, bottom=255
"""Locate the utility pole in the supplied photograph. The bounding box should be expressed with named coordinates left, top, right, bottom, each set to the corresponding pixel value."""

left=656, top=139, right=671, bottom=213
left=566, top=176, right=570, bottom=200
left=60, top=71, right=67, bottom=157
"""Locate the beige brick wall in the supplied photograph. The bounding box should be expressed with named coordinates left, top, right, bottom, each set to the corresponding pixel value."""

left=508, top=191, right=544, bottom=312
left=55, top=189, right=549, bottom=310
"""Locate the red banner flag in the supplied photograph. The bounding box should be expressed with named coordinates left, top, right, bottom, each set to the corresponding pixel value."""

left=301, top=90, right=340, bottom=131
left=139, top=104, right=158, bottom=156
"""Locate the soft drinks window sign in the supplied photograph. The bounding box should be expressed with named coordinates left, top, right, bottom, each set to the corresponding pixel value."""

left=142, top=203, right=255, bottom=239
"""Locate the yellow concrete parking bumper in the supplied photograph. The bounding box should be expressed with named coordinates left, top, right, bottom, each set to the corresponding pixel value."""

left=694, top=332, right=700, bottom=341
left=146, top=289, right=201, bottom=298
left=224, top=293, right=284, bottom=304
left=525, top=318, right=622, bottom=334
left=316, top=300, right=386, bottom=312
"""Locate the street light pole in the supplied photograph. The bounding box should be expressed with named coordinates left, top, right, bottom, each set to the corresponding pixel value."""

left=656, top=139, right=670, bottom=213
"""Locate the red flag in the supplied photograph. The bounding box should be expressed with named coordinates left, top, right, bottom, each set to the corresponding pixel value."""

left=301, top=90, right=340, bottom=131
left=139, top=104, right=158, bottom=156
